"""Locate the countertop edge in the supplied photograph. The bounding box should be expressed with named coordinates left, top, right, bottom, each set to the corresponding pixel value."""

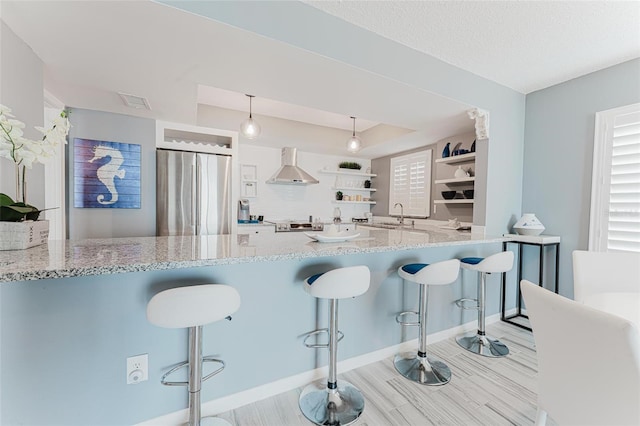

left=0, top=236, right=506, bottom=282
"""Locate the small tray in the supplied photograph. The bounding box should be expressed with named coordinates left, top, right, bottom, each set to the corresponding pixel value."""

left=304, top=232, right=360, bottom=243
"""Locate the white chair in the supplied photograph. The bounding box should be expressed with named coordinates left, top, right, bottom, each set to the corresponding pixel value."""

left=572, top=250, right=640, bottom=303
left=521, top=279, right=640, bottom=426
left=147, top=284, right=241, bottom=426
left=455, top=251, right=514, bottom=357
left=299, top=265, right=371, bottom=426
left=395, top=259, right=460, bottom=385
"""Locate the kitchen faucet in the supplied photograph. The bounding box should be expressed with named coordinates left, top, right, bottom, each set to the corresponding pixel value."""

left=394, top=202, right=404, bottom=226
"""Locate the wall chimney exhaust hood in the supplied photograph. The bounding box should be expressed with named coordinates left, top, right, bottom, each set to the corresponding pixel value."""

left=266, top=147, right=319, bottom=185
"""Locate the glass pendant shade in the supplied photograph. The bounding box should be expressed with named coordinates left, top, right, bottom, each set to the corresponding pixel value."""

left=346, top=116, right=362, bottom=153
left=240, top=117, right=261, bottom=139
left=240, top=94, right=261, bottom=139
left=346, top=135, right=362, bottom=153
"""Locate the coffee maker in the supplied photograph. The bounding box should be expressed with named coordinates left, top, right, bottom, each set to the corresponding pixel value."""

left=238, top=199, right=250, bottom=222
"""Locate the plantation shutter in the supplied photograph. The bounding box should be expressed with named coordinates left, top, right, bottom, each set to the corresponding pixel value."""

left=590, top=104, right=640, bottom=252
left=389, top=150, right=432, bottom=217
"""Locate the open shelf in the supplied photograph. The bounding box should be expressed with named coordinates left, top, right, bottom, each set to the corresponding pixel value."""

left=319, top=169, right=377, bottom=177
left=434, top=199, right=474, bottom=204
left=434, top=177, right=475, bottom=184
left=333, top=200, right=377, bottom=205
left=435, top=152, right=476, bottom=164
left=333, top=187, right=377, bottom=192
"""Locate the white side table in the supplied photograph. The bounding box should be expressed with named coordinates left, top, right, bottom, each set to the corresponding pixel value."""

left=501, top=234, right=561, bottom=331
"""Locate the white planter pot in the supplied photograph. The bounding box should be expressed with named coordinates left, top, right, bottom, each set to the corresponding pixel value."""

left=513, top=214, right=545, bottom=236
left=0, top=220, right=49, bottom=250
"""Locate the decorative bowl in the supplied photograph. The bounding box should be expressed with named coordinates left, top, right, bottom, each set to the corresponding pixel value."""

left=441, top=191, right=456, bottom=200
left=463, top=190, right=474, bottom=199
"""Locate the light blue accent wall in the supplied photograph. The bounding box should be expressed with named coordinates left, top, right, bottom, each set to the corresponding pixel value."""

left=159, top=0, right=526, bottom=236
left=523, top=59, right=640, bottom=297
left=0, top=243, right=512, bottom=424
left=66, top=108, right=157, bottom=239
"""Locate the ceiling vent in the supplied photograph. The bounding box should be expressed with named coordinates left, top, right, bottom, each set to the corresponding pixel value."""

left=118, top=92, right=151, bottom=110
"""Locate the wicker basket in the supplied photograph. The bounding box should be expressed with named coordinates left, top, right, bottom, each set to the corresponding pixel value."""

left=0, top=220, right=49, bottom=250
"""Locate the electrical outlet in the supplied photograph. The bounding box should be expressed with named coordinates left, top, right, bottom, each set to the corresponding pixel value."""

left=126, top=354, right=148, bottom=385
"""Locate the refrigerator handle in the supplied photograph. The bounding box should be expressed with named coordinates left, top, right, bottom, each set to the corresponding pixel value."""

left=192, top=161, right=198, bottom=234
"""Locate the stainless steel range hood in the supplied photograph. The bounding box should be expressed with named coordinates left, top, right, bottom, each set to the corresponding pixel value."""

left=266, top=147, right=319, bottom=185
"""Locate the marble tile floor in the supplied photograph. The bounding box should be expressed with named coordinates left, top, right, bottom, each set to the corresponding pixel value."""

left=215, top=322, right=557, bottom=425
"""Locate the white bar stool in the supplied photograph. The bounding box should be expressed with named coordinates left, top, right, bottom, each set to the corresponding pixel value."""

left=299, top=265, right=371, bottom=426
left=147, top=284, right=241, bottom=426
left=455, top=251, right=514, bottom=357
left=395, top=259, right=460, bottom=385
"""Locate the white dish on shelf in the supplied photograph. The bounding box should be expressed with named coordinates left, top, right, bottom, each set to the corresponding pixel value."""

left=304, top=232, right=360, bottom=243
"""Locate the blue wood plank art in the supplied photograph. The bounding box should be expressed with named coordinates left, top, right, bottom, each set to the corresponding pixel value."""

left=74, top=138, right=141, bottom=208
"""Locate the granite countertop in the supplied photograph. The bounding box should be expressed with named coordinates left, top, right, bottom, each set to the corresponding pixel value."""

left=0, top=226, right=505, bottom=282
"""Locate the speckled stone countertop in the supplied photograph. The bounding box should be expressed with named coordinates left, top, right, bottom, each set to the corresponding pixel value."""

left=0, top=226, right=505, bottom=282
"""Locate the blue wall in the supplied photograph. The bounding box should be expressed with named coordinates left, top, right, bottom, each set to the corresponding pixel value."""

left=523, top=59, right=640, bottom=297
left=1, top=243, right=508, bottom=424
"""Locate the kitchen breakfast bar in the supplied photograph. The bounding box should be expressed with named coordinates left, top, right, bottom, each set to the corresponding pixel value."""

left=0, top=227, right=508, bottom=425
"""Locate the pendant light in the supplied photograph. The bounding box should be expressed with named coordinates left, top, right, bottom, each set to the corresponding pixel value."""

left=240, top=94, right=261, bottom=139
left=346, top=116, right=362, bottom=153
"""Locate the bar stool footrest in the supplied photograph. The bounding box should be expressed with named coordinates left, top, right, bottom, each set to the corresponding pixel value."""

left=395, top=311, right=420, bottom=327
left=160, top=356, right=226, bottom=386
left=302, top=328, right=344, bottom=348
left=201, top=357, right=226, bottom=383
left=455, top=298, right=479, bottom=310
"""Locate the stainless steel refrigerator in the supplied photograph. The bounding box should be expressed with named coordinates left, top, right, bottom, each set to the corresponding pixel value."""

left=156, top=149, right=232, bottom=236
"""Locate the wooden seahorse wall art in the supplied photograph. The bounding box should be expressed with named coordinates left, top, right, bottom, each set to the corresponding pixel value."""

left=88, top=145, right=126, bottom=205
left=73, top=138, right=141, bottom=209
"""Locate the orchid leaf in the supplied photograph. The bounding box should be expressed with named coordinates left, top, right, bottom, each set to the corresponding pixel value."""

left=0, top=193, right=14, bottom=207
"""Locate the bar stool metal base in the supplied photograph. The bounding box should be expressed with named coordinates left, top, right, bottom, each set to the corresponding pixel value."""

left=194, top=417, right=232, bottom=426
left=456, top=332, right=509, bottom=358
left=299, top=380, right=365, bottom=426
left=393, top=352, right=451, bottom=385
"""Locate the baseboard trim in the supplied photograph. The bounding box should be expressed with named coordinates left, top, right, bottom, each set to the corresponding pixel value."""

left=137, top=312, right=508, bottom=425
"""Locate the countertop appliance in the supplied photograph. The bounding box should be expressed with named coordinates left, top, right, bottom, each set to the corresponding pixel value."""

left=238, top=199, right=250, bottom=222
left=265, top=220, right=324, bottom=233
left=156, top=149, right=231, bottom=236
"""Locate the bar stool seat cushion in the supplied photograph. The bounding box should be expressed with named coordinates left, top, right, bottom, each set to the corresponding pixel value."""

left=398, top=259, right=460, bottom=286
left=460, top=251, right=514, bottom=273
left=147, top=284, right=241, bottom=329
left=304, top=265, right=370, bottom=299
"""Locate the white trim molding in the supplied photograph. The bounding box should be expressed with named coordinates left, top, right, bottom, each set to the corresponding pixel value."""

left=589, top=102, right=640, bottom=252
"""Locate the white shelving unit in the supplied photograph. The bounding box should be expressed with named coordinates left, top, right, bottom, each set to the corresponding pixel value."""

left=435, top=151, right=476, bottom=207
left=240, top=164, right=258, bottom=198
left=323, top=169, right=377, bottom=206
left=435, top=152, right=476, bottom=164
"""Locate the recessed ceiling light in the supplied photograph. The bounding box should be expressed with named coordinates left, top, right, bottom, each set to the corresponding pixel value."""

left=118, top=92, right=151, bottom=110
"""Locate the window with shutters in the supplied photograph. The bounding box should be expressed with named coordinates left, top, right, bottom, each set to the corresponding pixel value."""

left=589, top=103, right=640, bottom=253
left=389, top=150, right=432, bottom=217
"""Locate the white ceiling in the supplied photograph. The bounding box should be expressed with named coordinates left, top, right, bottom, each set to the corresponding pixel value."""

left=305, top=0, right=640, bottom=94
left=1, top=1, right=638, bottom=158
